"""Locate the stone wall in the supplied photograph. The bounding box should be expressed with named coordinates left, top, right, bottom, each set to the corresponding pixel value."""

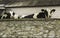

left=0, top=19, right=60, bottom=38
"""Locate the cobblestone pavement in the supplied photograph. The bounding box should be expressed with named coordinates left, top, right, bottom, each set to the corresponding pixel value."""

left=0, top=19, right=60, bottom=38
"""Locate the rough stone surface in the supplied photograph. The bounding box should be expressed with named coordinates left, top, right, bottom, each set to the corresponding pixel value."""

left=0, top=19, right=60, bottom=38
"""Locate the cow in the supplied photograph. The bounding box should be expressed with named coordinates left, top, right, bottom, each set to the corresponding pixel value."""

left=20, top=9, right=56, bottom=19
left=1, top=12, right=11, bottom=19
left=20, top=9, right=48, bottom=19
left=1, top=11, right=20, bottom=19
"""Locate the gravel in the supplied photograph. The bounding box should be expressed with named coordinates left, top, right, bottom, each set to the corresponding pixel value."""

left=0, top=19, right=59, bottom=38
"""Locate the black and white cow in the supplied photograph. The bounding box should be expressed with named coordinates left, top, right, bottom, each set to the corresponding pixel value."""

left=20, top=9, right=48, bottom=19
left=1, top=11, right=19, bottom=19
left=21, top=9, right=45, bottom=18
left=20, top=9, right=56, bottom=19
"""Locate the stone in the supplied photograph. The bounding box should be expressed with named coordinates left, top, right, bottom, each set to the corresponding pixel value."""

left=48, top=31, right=55, bottom=37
